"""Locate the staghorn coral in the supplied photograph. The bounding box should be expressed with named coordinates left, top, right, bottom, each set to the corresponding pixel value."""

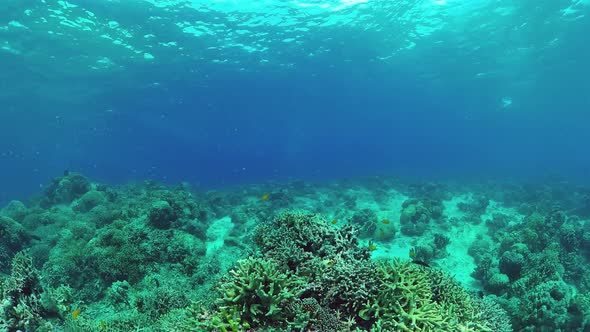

left=357, top=260, right=511, bottom=332
left=358, top=259, right=454, bottom=331
left=192, top=211, right=506, bottom=331
left=215, top=257, right=306, bottom=328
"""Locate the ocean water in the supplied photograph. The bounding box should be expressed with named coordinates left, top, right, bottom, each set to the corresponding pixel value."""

left=1, top=0, right=590, bottom=331
left=2, top=0, right=589, bottom=203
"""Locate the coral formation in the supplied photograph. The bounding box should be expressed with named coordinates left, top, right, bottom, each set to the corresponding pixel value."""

left=40, top=173, right=91, bottom=208
left=400, top=198, right=444, bottom=236
left=1, top=200, right=28, bottom=222
left=8, top=173, right=590, bottom=330
left=192, top=211, right=508, bottom=331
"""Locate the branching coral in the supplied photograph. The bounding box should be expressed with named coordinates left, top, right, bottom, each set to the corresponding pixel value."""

left=252, top=210, right=372, bottom=315
left=252, top=210, right=368, bottom=284
left=358, top=260, right=512, bottom=332
left=359, top=260, right=454, bottom=331
left=216, top=257, right=306, bottom=328
left=0, top=251, right=44, bottom=330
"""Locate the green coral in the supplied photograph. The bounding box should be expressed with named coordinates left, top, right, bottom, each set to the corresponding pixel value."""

left=190, top=211, right=505, bottom=331
left=216, top=257, right=306, bottom=328
left=356, top=260, right=511, bottom=331
left=0, top=251, right=44, bottom=330
left=40, top=173, right=91, bottom=208
left=399, top=198, right=444, bottom=236
left=359, top=260, right=453, bottom=331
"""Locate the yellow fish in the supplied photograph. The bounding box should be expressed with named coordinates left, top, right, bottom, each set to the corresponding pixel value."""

left=379, top=230, right=385, bottom=237
left=382, top=219, right=390, bottom=225
left=331, top=219, right=338, bottom=225
left=368, top=241, right=377, bottom=251
left=261, top=194, right=269, bottom=201
left=409, top=247, right=416, bottom=258
left=72, top=309, right=81, bottom=319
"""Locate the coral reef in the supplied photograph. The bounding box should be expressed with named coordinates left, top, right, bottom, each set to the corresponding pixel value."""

left=0, top=251, right=49, bottom=331
left=5, top=173, right=590, bottom=330
left=40, top=173, right=91, bottom=208
left=191, top=211, right=508, bottom=331
left=399, top=198, right=444, bottom=236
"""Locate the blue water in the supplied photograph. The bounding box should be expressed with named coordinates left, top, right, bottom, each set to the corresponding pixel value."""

left=1, top=0, right=589, bottom=204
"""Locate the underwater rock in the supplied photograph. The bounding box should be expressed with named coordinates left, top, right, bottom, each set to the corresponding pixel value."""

left=1, top=200, right=27, bottom=222
left=148, top=200, right=177, bottom=229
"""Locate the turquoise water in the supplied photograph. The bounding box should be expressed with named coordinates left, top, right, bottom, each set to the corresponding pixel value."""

left=1, top=1, right=590, bottom=331
left=2, top=0, right=590, bottom=201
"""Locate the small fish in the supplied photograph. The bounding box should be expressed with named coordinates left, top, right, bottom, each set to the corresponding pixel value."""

left=72, top=309, right=81, bottom=319
left=382, top=219, right=390, bottom=225
left=368, top=241, right=377, bottom=251
left=409, top=247, right=416, bottom=258
left=261, top=194, right=269, bottom=201
left=100, top=321, right=106, bottom=331
left=331, top=219, right=338, bottom=225
left=411, top=260, right=431, bottom=268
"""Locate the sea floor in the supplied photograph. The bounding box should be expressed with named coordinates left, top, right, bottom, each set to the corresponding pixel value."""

left=0, top=174, right=588, bottom=331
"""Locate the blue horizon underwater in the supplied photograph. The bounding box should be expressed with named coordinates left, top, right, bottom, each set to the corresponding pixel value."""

left=1, top=0, right=590, bottom=331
